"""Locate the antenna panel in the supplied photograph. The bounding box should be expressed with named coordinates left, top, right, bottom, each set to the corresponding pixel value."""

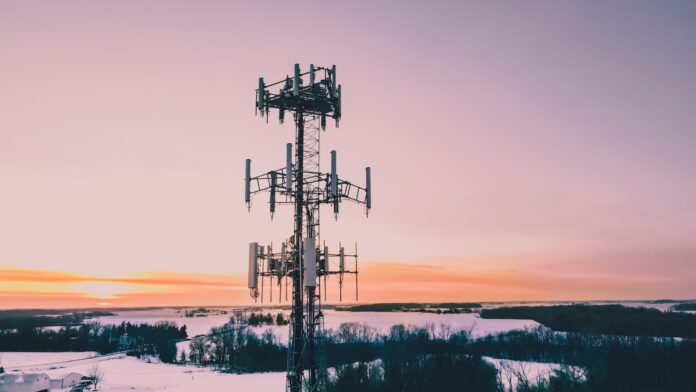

left=286, top=143, right=293, bottom=192
left=304, top=237, right=316, bottom=287
left=248, top=242, right=258, bottom=288
left=293, top=64, right=300, bottom=96
left=257, top=77, right=264, bottom=110
left=339, top=246, right=345, bottom=272
left=245, top=159, right=251, bottom=204
left=366, top=167, right=372, bottom=210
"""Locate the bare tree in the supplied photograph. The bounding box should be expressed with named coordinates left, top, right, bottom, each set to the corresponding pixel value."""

left=438, top=323, right=452, bottom=340
left=87, top=363, right=105, bottom=390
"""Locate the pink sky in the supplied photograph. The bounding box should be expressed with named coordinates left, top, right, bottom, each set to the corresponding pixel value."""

left=1, top=1, right=696, bottom=307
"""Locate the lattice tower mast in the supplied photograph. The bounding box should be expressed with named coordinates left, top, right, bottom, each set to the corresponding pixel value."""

left=245, top=64, right=372, bottom=392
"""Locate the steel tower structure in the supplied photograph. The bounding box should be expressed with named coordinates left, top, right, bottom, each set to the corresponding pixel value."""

left=245, top=64, right=371, bottom=392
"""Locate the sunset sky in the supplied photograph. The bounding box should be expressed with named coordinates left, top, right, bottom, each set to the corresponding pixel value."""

left=1, top=1, right=696, bottom=308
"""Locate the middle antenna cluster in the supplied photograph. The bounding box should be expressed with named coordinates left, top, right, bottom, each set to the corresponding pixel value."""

left=248, top=241, right=359, bottom=303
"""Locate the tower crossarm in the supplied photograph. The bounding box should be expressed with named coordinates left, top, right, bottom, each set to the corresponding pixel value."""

left=306, top=174, right=370, bottom=206
left=311, top=168, right=372, bottom=217
left=334, top=178, right=369, bottom=206
left=247, top=168, right=290, bottom=195
left=245, top=169, right=372, bottom=211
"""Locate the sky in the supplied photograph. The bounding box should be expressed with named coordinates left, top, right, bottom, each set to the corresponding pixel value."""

left=1, top=1, right=696, bottom=308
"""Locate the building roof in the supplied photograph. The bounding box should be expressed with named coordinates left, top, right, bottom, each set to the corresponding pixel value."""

left=54, top=372, right=82, bottom=380
left=0, top=372, right=49, bottom=385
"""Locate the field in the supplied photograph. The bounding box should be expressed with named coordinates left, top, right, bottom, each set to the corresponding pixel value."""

left=1, top=352, right=284, bottom=391
left=1, top=351, right=564, bottom=392
left=87, top=307, right=540, bottom=344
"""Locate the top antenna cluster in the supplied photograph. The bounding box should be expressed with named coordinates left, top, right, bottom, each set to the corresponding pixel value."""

left=257, top=64, right=342, bottom=128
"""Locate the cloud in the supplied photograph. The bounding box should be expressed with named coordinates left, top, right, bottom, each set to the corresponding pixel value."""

left=0, top=268, right=247, bottom=308
left=0, top=268, right=244, bottom=287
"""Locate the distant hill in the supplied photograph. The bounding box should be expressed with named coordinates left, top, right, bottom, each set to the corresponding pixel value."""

left=0, top=309, right=114, bottom=329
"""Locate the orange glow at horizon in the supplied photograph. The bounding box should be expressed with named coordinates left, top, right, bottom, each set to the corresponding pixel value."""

left=1, top=262, right=690, bottom=310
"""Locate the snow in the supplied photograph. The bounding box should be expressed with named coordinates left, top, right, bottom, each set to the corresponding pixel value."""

left=55, top=300, right=690, bottom=342
left=85, top=308, right=234, bottom=337
left=89, top=308, right=539, bottom=346
left=85, top=307, right=539, bottom=367
left=484, top=357, right=585, bottom=391
left=41, top=325, right=75, bottom=332
left=324, top=310, right=538, bottom=338
left=1, top=352, right=285, bottom=391
left=0, top=352, right=99, bottom=369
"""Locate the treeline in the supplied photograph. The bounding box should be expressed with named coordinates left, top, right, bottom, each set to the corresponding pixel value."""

left=225, top=311, right=289, bottom=326
left=672, top=303, right=696, bottom=311
left=185, top=320, right=501, bottom=373
left=468, top=327, right=696, bottom=392
left=336, top=302, right=481, bottom=313
left=481, top=304, right=696, bottom=338
left=328, top=325, right=696, bottom=392
left=331, top=358, right=588, bottom=392
left=0, top=321, right=187, bottom=363
left=183, top=307, right=229, bottom=317
left=188, top=323, right=285, bottom=371
left=329, top=355, right=499, bottom=392
left=329, top=323, right=499, bottom=391
left=186, top=321, right=385, bottom=372
left=247, top=312, right=289, bottom=326
left=0, top=310, right=113, bottom=329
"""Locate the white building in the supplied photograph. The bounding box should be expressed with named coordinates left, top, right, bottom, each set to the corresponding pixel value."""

left=0, top=373, right=50, bottom=392
left=49, top=373, right=83, bottom=390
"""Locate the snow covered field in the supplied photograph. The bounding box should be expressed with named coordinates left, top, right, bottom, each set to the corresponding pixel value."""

left=82, top=299, right=684, bottom=343
left=89, top=307, right=540, bottom=364
left=85, top=308, right=233, bottom=337
left=250, top=310, right=540, bottom=345
left=89, top=308, right=540, bottom=344
left=484, top=357, right=583, bottom=391
left=1, top=352, right=285, bottom=391
left=86, top=300, right=678, bottom=342
left=0, top=352, right=99, bottom=369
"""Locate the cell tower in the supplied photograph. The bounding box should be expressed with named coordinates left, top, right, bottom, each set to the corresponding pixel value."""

left=245, top=64, right=371, bottom=392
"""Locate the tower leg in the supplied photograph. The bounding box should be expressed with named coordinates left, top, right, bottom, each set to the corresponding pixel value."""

left=288, top=111, right=305, bottom=392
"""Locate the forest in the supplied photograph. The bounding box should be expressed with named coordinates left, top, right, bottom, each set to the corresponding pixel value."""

left=185, top=317, right=696, bottom=391
left=480, top=304, right=696, bottom=338
left=0, top=310, right=113, bottom=329
left=0, top=321, right=187, bottom=363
